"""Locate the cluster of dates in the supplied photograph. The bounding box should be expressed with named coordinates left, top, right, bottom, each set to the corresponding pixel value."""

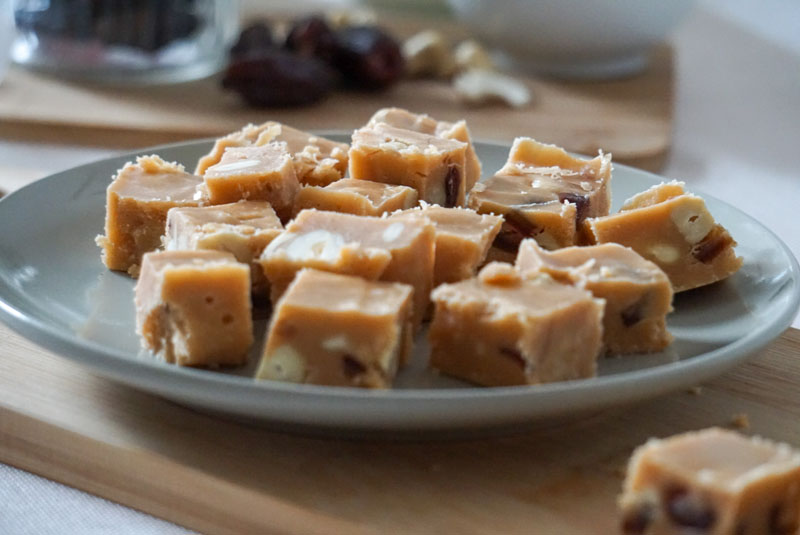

left=222, top=16, right=405, bottom=108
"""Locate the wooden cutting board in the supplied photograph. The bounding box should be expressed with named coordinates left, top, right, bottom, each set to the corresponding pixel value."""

left=0, top=43, right=674, bottom=172
left=1, top=323, right=798, bottom=535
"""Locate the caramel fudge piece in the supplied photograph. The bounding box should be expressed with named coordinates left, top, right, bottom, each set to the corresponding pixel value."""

left=260, top=209, right=434, bottom=332
left=293, top=178, right=418, bottom=217
left=620, top=428, right=800, bottom=535
left=392, top=204, right=503, bottom=286
left=256, top=269, right=413, bottom=388
left=135, top=250, right=253, bottom=367
left=196, top=121, right=349, bottom=186
left=349, top=123, right=468, bottom=208
left=428, top=263, right=604, bottom=386
left=368, top=107, right=482, bottom=192
left=97, top=155, right=204, bottom=275
left=203, top=143, right=299, bottom=221
left=584, top=182, right=743, bottom=292
left=516, top=240, right=673, bottom=355
left=164, top=201, right=283, bottom=296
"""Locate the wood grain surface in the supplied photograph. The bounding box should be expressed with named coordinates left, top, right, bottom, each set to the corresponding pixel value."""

left=0, top=323, right=798, bottom=535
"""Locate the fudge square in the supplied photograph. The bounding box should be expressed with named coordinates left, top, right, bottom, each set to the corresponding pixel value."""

left=391, top=204, right=503, bottom=286
left=202, top=143, right=299, bottom=221
left=583, top=181, right=743, bottom=292
left=367, top=107, right=483, bottom=193
left=256, top=269, right=413, bottom=388
left=135, top=250, right=253, bottom=367
left=195, top=121, right=349, bottom=186
left=516, top=240, right=673, bottom=355
left=428, top=262, right=604, bottom=386
left=619, top=428, right=800, bottom=535
left=164, top=201, right=283, bottom=296
left=293, top=178, right=418, bottom=217
left=97, top=155, right=204, bottom=276
left=349, top=123, right=468, bottom=207
left=260, top=209, right=435, bottom=332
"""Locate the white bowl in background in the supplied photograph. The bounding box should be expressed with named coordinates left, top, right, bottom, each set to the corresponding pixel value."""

left=446, top=0, right=696, bottom=78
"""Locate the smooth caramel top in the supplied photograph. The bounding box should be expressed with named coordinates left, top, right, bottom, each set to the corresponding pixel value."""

left=507, top=137, right=612, bottom=178
left=109, top=155, right=203, bottom=202
left=636, top=428, right=800, bottom=491
left=353, top=123, right=466, bottom=156
left=283, top=268, right=413, bottom=317
left=140, top=249, right=240, bottom=273
left=253, top=122, right=348, bottom=162
left=394, top=205, right=502, bottom=240
left=469, top=173, right=579, bottom=212
left=323, top=178, right=416, bottom=206
left=168, top=201, right=282, bottom=231
left=204, top=143, right=291, bottom=178
left=620, top=180, right=687, bottom=211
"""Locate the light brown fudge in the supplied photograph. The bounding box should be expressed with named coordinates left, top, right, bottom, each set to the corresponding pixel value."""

left=293, top=178, right=418, bottom=217
left=256, top=269, right=413, bottom=388
left=202, top=143, right=299, bottom=221
left=164, top=201, right=283, bottom=296
left=368, top=107, right=482, bottom=193
left=135, top=250, right=253, bottom=367
left=392, top=204, right=503, bottom=286
left=428, top=262, right=604, bottom=386
left=96, top=155, right=204, bottom=276
left=260, top=209, right=435, bottom=333
left=516, top=240, right=673, bottom=355
left=349, top=123, right=468, bottom=208
left=196, top=121, right=349, bottom=186
left=583, top=181, right=743, bottom=292
left=619, top=428, right=800, bottom=535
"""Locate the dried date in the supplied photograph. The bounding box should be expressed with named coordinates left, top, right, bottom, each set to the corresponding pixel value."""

left=331, top=26, right=405, bottom=90
left=285, top=15, right=337, bottom=63
left=230, top=21, right=274, bottom=59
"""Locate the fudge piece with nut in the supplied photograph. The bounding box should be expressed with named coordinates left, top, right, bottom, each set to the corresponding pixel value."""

left=349, top=123, right=468, bottom=208
left=259, top=209, right=434, bottom=331
left=428, top=262, right=604, bottom=386
left=516, top=240, right=673, bottom=355
left=202, top=143, right=299, bottom=221
left=293, top=178, right=418, bottom=217
left=391, top=204, right=503, bottom=286
left=135, top=250, right=253, bottom=367
left=619, top=428, right=800, bottom=535
left=256, top=269, right=413, bottom=388
left=583, top=181, right=742, bottom=292
left=164, top=201, right=283, bottom=296
left=195, top=121, right=349, bottom=186
left=368, top=107, right=482, bottom=193
left=97, top=155, right=204, bottom=276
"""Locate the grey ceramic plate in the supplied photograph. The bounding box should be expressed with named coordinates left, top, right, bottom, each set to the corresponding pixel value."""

left=0, top=136, right=798, bottom=435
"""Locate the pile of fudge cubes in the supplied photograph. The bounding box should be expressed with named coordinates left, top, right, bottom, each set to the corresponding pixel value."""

left=96, top=107, right=742, bottom=389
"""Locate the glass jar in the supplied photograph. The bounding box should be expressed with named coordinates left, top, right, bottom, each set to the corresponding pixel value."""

left=11, top=0, right=239, bottom=84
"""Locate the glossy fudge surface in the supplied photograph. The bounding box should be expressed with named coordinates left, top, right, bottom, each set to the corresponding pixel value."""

left=429, top=263, right=604, bottom=386
left=256, top=269, right=413, bottom=388
left=135, top=250, right=253, bottom=367
left=620, top=428, right=800, bottom=535
left=97, top=155, right=203, bottom=275
left=516, top=240, right=673, bottom=355
left=293, top=178, right=418, bottom=217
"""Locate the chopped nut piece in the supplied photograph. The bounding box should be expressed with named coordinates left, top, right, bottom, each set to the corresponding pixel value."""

left=293, top=178, right=418, bottom=217
left=619, top=428, right=800, bottom=535
left=454, top=39, right=494, bottom=71
left=730, top=413, right=751, bottom=430
left=256, top=269, right=413, bottom=388
left=96, top=155, right=204, bottom=275
left=453, top=68, right=531, bottom=108
left=135, top=250, right=253, bottom=367
left=403, top=29, right=455, bottom=78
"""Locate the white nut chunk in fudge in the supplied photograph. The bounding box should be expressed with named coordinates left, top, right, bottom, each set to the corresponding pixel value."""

left=391, top=204, right=503, bottom=286
left=202, top=143, right=299, bottom=222
left=256, top=269, right=413, bottom=388
left=367, top=107, right=482, bottom=193
left=619, top=428, right=800, bottom=535
left=468, top=137, right=612, bottom=260
left=428, top=262, right=604, bottom=386
left=135, top=250, right=253, bottom=367
left=349, top=123, right=468, bottom=208
left=164, top=201, right=283, bottom=297
left=293, top=178, right=418, bottom=217
left=583, top=181, right=743, bottom=292
left=195, top=121, right=349, bottom=186
left=259, top=209, right=434, bottom=333
left=516, top=240, right=673, bottom=355
left=96, top=155, right=204, bottom=276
